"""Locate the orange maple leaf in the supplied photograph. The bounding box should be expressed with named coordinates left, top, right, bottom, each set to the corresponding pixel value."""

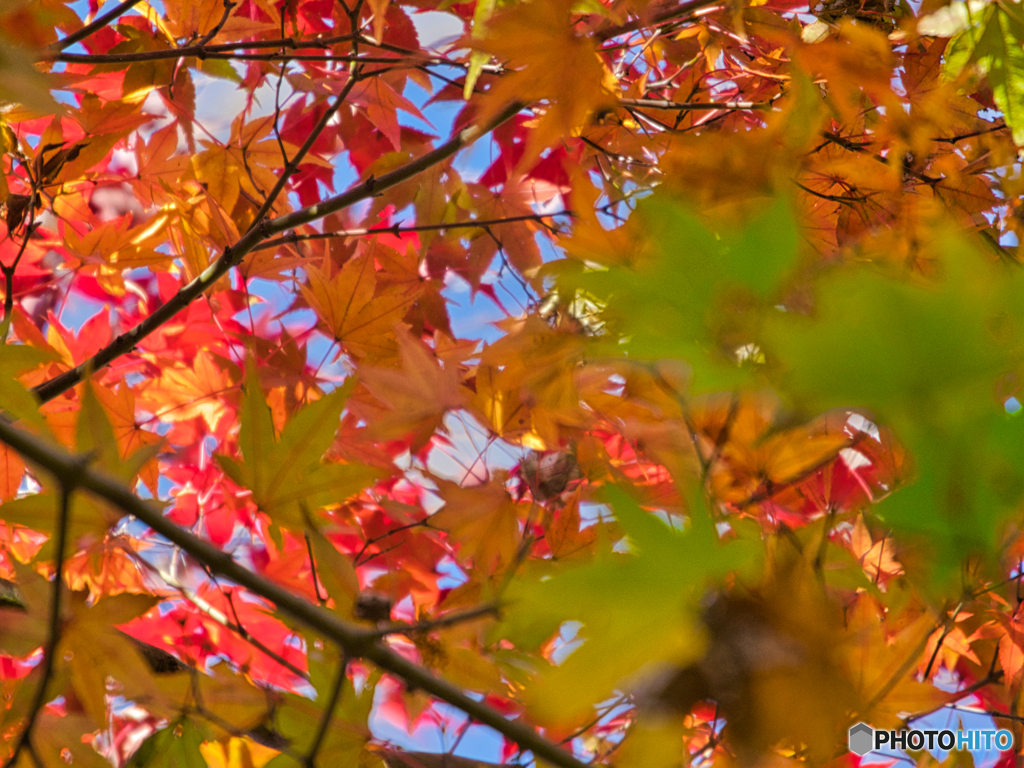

left=474, top=0, right=617, bottom=172
left=301, top=252, right=420, bottom=357
left=357, top=327, right=468, bottom=450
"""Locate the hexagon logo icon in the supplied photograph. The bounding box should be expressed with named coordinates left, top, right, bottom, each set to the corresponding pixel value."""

left=849, top=722, right=874, bottom=756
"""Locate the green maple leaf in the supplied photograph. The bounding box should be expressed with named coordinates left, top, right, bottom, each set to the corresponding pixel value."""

left=765, top=237, right=1024, bottom=581
left=496, top=486, right=761, bottom=721
left=217, top=364, right=381, bottom=531
left=944, top=2, right=1024, bottom=144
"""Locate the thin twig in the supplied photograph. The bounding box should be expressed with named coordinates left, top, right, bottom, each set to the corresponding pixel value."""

left=2, top=483, right=75, bottom=768
left=594, top=0, right=727, bottom=41
left=49, top=0, right=144, bottom=52
left=921, top=602, right=962, bottom=682
left=792, top=180, right=867, bottom=205
left=249, top=70, right=361, bottom=224
left=195, top=0, right=238, bottom=47
left=0, top=416, right=589, bottom=768
left=129, top=550, right=312, bottom=682
left=821, top=131, right=943, bottom=185
left=57, top=50, right=420, bottom=63
left=32, top=101, right=523, bottom=404
left=255, top=211, right=570, bottom=252
left=618, top=97, right=774, bottom=111
left=369, top=603, right=500, bottom=639
left=304, top=656, right=349, bottom=768
left=305, top=532, right=326, bottom=606
left=48, top=33, right=359, bottom=63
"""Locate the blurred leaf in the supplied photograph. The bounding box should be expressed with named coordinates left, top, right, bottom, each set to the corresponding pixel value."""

left=127, top=719, right=207, bottom=768
left=497, top=486, right=761, bottom=722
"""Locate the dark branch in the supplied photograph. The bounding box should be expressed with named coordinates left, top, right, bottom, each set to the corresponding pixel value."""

left=250, top=70, right=362, bottom=224
left=2, top=483, right=74, bottom=768
left=369, top=603, right=501, bottom=639
left=618, top=97, right=774, bottom=111
left=255, top=211, right=570, bottom=252
left=32, top=102, right=523, bottom=404
left=49, top=0, right=145, bottom=52
left=2, top=344, right=587, bottom=768
left=594, top=0, right=726, bottom=42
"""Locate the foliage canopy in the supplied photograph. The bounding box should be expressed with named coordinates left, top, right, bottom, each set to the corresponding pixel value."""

left=0, top=0, right=1024, bottom=767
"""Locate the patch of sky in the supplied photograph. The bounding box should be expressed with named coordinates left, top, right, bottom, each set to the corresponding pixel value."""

left=193, top=69, right=281, bottom=143
left=427, top=409, right=522, bottom=484
left=306, top=329, right=349, bottom=383
left=550, top=620, right=585, bottom=666
left=156, top=472, right=176, bottom=500
left=441, top=272, right=508, bottom=344
left=369, top=694, right=506, bottom=764
left=861, top=667, right=1007, bottom=768
left=435, top=555, right=468, bottom=589
left=236, top=275, right=294, bottom=320
left=56, top=288, right=109, bottom=333
left=409, top=11, right=465, bottom=51
left=580, top=502, right=613, bottom=529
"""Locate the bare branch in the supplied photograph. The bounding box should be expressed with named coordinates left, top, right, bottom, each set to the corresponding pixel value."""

left=0, top=415, right=588, bottom=768
left=250, top=70, right=361, bottom=223
left=594, top=0, right=726, bottom=42
left=255, top=211, right=570, bottom=252
left=129, top=552, right=311, bottom=682
left=618, top=97, right=774, bottom=111
left=369, top=603, right=501, bottom=639
left=32, top=101, right=523, bottom=404
left=48, top=0, right=145, bottom=52
left=2, top=483, right=74, bottom=768
left=55, top=49, right=420, bottom=64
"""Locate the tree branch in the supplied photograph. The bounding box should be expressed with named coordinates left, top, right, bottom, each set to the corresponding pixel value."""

left=369, top=603, right=500, bottom=639
left=250, top=70, right=361, bottom=224
left=0, top=414, right=588, bottom=768
left=47, top=33, right=358, bottom=64
left=304, top=656, right=349, bottom=768
left=49, top=0, right=145, bottom=53
left=255, top=211, right=570, bottom=252
left=821, top=131, right=943, bottom=185
left=129, top=551, right=311, bottom=682
left=594, top=0, right=726, bottom=42
left=618, top=97, right=774, bottom=111
left=55, top=50, right=420, bottom=64
left=32, top=101, right=523, bottom=404
left=2, top=483, right=74, bottom=768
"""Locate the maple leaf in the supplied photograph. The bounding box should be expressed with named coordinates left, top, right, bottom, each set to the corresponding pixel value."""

left=5, top=0, right=1024, bottom=766
left=357, top=326, right=468, bottom=450
left=431, top=475, right=521, bottom=575
left=217, top=365, right=382, bottom=532
left=473, top=0, right=617, bottom=171
left=137, top=349, right=237, bottom=434
left=945, top=5, right=1024, bottom=144
left=300, top=252, right=420, bottom=357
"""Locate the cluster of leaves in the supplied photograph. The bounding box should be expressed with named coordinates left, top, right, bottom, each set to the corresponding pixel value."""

left=2, top=0, right=1024, bottom=767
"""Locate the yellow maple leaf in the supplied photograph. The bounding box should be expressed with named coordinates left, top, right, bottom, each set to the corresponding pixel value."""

left=431, top=475, right=521, bottom=575
left=300, top=253, right=420, bottom=357
left=357, top=326, right=468, bottom=450
left=474, top=0, right=618, bottom=172
left=138, top=349, right=236, bottom=433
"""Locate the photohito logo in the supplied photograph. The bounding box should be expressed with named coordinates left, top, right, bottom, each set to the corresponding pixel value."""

left=848, top=723, right=1014, bottom=756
